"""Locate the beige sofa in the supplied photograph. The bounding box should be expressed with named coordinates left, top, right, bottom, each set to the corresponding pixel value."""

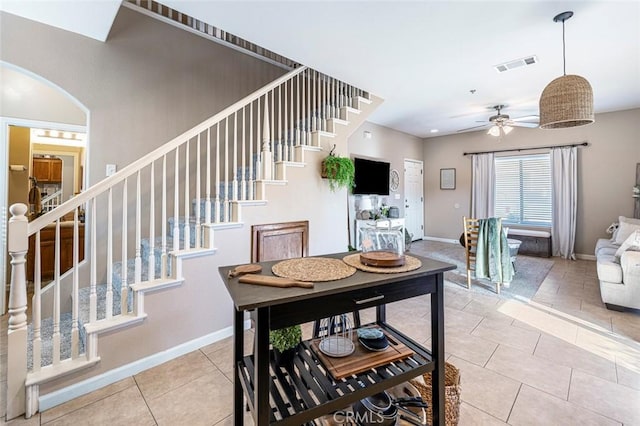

left=595, top=217, right=640, bottom=310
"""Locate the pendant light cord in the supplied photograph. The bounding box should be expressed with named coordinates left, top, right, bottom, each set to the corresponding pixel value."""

left=562, top=19, right=567, bottom=76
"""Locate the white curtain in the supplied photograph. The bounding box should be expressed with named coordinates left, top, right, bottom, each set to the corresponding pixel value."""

left=551, top=146, right=577, bottom=259
left=471, top=153, right=495, bottom=219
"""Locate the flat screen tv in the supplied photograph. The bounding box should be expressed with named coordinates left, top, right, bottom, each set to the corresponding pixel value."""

left=353, top=157, right=390, bottom=195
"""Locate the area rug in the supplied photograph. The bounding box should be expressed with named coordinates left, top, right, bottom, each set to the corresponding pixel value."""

left=410, top=240, right=554, bottom=300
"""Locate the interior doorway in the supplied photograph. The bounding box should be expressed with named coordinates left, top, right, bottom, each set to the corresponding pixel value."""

left=403, top=159, right=424, bottom=241
left=1, top=62, right=88, bottom=314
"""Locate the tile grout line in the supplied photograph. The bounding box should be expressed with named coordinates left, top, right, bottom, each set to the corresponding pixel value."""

left=133, top=374, right=160, bottom=426
left=505, top=382, right=523, bottom=424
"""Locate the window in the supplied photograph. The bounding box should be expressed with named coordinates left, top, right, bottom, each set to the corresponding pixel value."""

left=494, top=154, right=552, bottom=226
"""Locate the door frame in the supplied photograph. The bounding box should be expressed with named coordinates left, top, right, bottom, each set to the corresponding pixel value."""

left=1, top=118, right=87, bottom=314
left=403, top=158, right=424, bottom=241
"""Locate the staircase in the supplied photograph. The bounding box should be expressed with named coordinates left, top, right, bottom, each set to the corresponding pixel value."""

left=6, top=63, right=381, bottom=419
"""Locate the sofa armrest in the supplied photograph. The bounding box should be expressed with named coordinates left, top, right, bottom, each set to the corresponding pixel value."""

left=621, top=250, right=640, bottom=283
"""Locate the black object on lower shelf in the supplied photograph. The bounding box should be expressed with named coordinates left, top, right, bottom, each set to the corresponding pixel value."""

left=237, top=323, right=434, bottom=426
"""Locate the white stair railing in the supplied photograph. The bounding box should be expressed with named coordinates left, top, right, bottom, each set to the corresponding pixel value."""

left=6, top=64, right=370, bottom=419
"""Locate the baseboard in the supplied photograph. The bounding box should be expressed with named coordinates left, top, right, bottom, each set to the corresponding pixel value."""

left=39, top=319, right=252, bottom=411
left=423, top=236, right=458, bottom=244
left=576, top=253, right=596, bottom=261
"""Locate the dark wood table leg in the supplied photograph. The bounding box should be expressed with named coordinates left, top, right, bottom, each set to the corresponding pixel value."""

left=254, top=306, right=271, bottom=425
left=234, top=308, right=244, bottom=426
left=431, top=273, right=445, bottom=425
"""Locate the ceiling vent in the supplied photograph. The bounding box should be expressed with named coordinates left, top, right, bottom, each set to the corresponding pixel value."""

left=494, top=55, right=538, bottom=73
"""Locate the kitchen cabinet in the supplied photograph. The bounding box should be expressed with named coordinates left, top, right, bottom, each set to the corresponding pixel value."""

left=220, top=252, right=454, bottom=425
left=32, top=157, right=63, bottom=183
left=27, top=222, right=85, bottom=281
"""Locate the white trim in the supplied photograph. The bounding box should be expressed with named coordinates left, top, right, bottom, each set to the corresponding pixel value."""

left=424, top=236, right=458, bottom=244
left=0, top=61, right=90, bottom=315
left=38, top=320, right=252, bottom=411
left=575, top=253, right=596, bottom=261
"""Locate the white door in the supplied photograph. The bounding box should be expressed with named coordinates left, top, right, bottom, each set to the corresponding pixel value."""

left=404, top=159, right=424, bottom=241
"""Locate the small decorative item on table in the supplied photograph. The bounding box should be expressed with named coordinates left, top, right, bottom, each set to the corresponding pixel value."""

left=359, top=224, right=405, bottom=267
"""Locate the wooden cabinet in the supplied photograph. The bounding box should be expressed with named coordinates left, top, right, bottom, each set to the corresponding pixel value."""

left=27, top=223, right=85, bottom=281
left=32, top=157, right=63, bottom=183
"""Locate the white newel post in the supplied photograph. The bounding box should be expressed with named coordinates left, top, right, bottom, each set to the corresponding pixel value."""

left=261, top=101, right=272, bottom=181
left=7, top=203, right=29, bottom=419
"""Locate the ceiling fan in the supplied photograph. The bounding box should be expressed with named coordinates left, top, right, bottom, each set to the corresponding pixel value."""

left=458, top=105, right=539, bottom=137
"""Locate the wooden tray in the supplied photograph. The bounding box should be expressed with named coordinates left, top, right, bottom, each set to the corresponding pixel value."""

left=360, top=251, right=405, bottom=267
left=310, top=328, right=413, bottom=380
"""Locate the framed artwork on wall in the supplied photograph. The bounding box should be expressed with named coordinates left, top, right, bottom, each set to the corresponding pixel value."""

left=440, top=168, right=456, bottom=190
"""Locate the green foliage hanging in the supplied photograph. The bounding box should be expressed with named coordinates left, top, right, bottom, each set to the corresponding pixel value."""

left=321, top=154, right=355, bottom=192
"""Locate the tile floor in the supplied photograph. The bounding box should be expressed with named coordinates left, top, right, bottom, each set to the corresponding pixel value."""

left=2, top=241, right=640, bottom=425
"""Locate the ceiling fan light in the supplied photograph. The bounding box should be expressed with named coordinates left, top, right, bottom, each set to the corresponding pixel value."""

left=503, top=125, right=513, bottom=135
left=488, top=126, right=501, bottom=137
left=539, top=74, right=594, bottom=129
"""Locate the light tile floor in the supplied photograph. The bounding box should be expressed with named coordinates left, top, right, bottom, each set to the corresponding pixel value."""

left=2, top=241, right=640, bottom=425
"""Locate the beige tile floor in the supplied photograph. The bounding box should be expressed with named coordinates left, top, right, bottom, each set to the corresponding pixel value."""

left=2, top=241, right=640, bottom=425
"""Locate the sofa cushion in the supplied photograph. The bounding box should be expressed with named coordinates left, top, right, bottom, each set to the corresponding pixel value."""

left=595, top=238, right=619, bottom=256
left=597, top=254, right=623, bottom=284
left=615, top=230, right=640, bottom=257
left=615, top=216, right=640, bottom=245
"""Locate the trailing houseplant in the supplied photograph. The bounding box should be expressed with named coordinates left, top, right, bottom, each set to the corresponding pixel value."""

left=321, top=153, right=355, bottom=192
left=270, top=324, right=302, bottom=367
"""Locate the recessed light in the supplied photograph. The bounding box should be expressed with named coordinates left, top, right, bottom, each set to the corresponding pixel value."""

left=430, top=129, right=439, bottom=133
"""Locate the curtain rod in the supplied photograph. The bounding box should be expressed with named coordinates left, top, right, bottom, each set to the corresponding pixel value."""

left=463, top=141, right=588, bottom=156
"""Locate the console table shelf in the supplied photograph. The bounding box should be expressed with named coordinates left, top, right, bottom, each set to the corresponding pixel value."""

left=237, top=323, right=434, bottom=425
left=220, top=252, right=454, bottom=426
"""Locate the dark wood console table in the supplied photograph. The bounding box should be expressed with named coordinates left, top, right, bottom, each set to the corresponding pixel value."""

left=219, top=252, right=455, bottom=425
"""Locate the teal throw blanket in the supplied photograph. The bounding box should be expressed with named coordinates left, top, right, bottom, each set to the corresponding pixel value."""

left=475, top=218, right=514, bottom=284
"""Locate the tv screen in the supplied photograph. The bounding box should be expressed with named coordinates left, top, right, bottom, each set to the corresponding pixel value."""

left=353, top=157, right=390, bottom=195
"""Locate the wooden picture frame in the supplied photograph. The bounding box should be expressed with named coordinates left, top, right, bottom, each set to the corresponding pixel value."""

left=440, top=168, right=456, bottom=190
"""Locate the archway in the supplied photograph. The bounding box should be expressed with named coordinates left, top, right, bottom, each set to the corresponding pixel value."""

left=0, top=62, right=89, bottom=314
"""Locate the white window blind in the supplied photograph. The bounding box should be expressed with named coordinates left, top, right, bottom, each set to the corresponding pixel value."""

left=494, top=154, right=552, bottom=226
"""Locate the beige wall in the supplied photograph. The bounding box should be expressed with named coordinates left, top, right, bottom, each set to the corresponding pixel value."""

left=423, top=108, right=640, bottom=256
left=0, top=8, right=286, bottom=188
left=0, top=65, right=86, bottom=125
left=8, top=126, right=30, bottom=208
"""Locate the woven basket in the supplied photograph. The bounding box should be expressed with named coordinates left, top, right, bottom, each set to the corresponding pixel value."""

left=410, top=362, right=461, bottom=426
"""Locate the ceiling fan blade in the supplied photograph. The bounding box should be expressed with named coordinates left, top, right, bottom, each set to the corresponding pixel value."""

left=511, top=115, right=539, bottom=122
left=457, top=124, right=490, bottom=132
left=510, top=121, right=539, bottom=128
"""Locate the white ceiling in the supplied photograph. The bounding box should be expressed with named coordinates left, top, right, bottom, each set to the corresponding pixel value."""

left=4, top=1, right=639, bottom=138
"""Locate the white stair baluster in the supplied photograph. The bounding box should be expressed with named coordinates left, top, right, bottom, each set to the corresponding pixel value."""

left=106, top=188, right=113, bottom=319
left=71, top=209, right=80, bottom=357
left=205, top=128, right=212, bottom=224
left=122, top=181, right=129, bottom=314
left=148, top=163, right=156, bottom=278
left=195, top=136, right=201, bottom=248
left=261, top=94, right=272, bottom=180
left=215, top=124, right=221, bottom=222
left=249, top=103, right=254, bottom=200
left=183, top=141, right=190, bottom=248
left=307, top=70, right=311, bottom=144
left=278, top=85, right=282, bottom=162
left=296, top=74, right=301, bottom=145
left=224, top=117, right=229, bottom=221
left=173, top=148, right=180, bottom=251
left=135, top=171, right=142, bottom=283
left=312, top=70, right=317, bottom=132
left=161, top=156, right=167, bottom=278
left=33, top=232, right=42, bottom=371
left=233, top=112, right=238, bottom=201
left=241, top=108, right=246, bottom=200
left=284, top=82, right=288, bottom=162
left=53, top=219, right=61, bottom=364
left=90, top=198, right=97, bottom=321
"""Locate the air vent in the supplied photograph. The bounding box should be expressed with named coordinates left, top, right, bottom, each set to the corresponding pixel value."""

left=494, top=55, right=538, bottom=73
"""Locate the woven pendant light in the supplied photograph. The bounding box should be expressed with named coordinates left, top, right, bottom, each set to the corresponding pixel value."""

left=539, top=11, right=594, bottom=129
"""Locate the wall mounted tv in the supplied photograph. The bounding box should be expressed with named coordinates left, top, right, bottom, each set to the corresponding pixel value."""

left=353, top=157, right=390, bottom=195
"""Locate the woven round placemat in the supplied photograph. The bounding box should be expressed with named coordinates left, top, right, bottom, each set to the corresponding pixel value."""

left=272, top=257, right=356, bottom=282
left=342, top=253, right=422, bottom=274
